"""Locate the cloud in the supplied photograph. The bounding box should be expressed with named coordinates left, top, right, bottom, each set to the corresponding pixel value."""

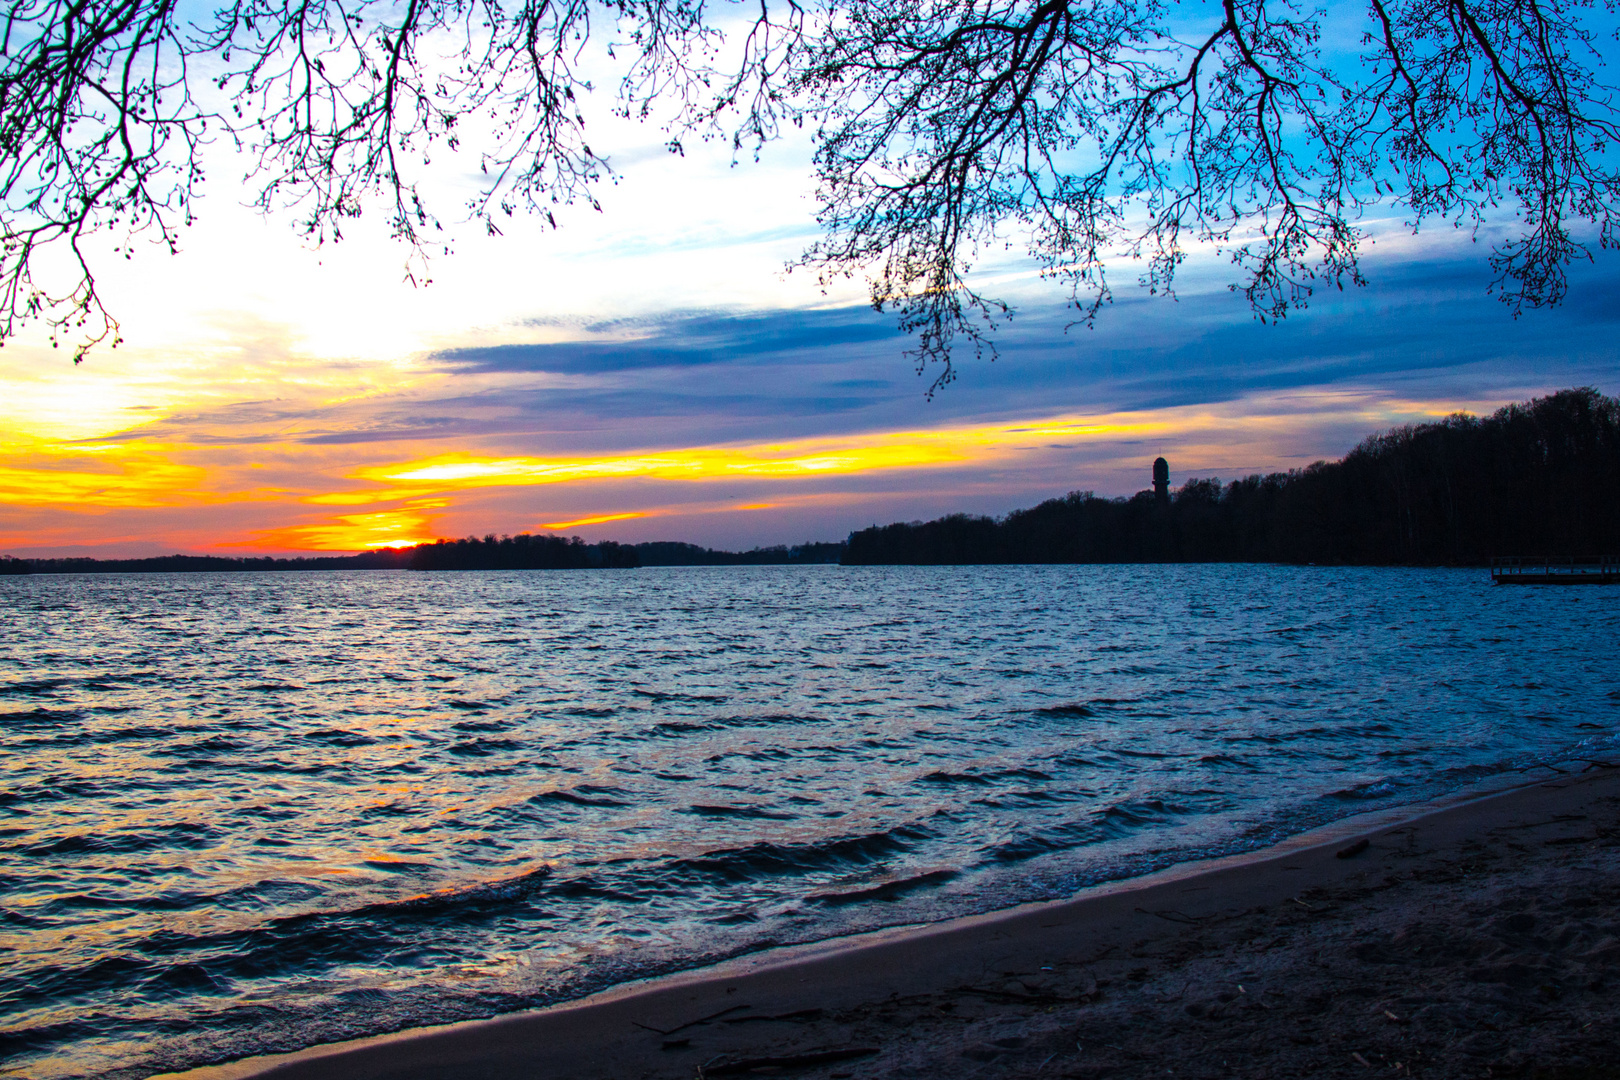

left=433, top=307, right=906, bottom=374
left=71, top=246, right=1620, bottom=462
left=429, top=251, right=1620, bottom=443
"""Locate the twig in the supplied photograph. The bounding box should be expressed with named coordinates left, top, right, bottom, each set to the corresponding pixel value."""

left=954, top=985, right=1088, bottom=1005
left=1134, top=907, right=1208, bottom=924
left=704, top=1047, right=880, bottom=1075
left=723, top=1008, right=825, bottom=1025
left=1153, top=981, right=1190, bottom=1004
left=634, top=1005, right=751, bottom=1036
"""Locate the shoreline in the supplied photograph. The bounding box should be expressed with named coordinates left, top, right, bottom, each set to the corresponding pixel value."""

left=157, top=764, right=1620, bottom=1080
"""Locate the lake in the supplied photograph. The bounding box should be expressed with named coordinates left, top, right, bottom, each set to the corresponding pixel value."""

left=2, top=565, right=1615, bottom=1078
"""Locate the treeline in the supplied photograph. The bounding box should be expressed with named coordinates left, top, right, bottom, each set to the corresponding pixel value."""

left=844, top=387, right=1620, bottom=566
left=406, top=534, right=639, bottom=570
left=5, top=551, right=413, bottom=575
left=635, top=541, right=846, bottom=566
left=0, top=537, right=640, bottom=575
left=0, top=537, right=850, bottom=575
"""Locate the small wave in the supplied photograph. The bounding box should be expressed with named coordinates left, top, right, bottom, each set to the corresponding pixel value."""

left=150, top=735, right=252, bottom=756
left=984, top=797, right=1198, bottom=863
left=672, top=825, right=933, bottom=882
left=0, top=680, right=67, bottom=698
left=0, top=707, right=80, bottom=728
left=918, top=767, right=1054, bottom=786
left=1325, top=778, right=1403, bottom=801
left=976, top=789, right=1080, bottom=806
left=685, top=804, right=795, bottom=820
left=449, top=737, right=523, bottom=757
left=354, top=865, right=555, bottom=915
left=140, top=961, right=231, bottom=997
left=302, top=729, right=375, bottom=747
left=920, top=770, right=993, bottom=786
left=648, top=721, right=716, bottom=736
left=93, top=724, right=175, bottom=742
left=1032, top=703, right=1096, bottom=718
left=1, top=906, right=51, bottom=928
left=452, top=718, right=513, bottom=732
left=19, top=821, right=222, bottom=857
left=985, top=822, right=1106, bottom=863
left=1, top=865, right=558, bottom=1010
left=707, top=748, right=792, bottom=763
left=192, top=878, right=327, bottom=912
left=632, top=689, right=729, bottom=704
left=1198, top=753, right=1259, bottom=770
left=362, top=858, right=435, bottom=874
left=532, top=788, right=629, bottom=808
left=708, top=910, right=761, bottom=925
left=711, top=712, right=823, bottom=728
left=0, top=953, right=158, bottom=1011
left=545, top=878, right=649, bottom=903
left=1097, top=798, right=1193, bottom=827
left=807, top=869, right=958, bottom=906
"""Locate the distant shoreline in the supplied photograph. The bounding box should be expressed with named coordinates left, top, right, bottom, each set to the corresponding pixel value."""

left=0, top=539, right=845, bottom=575
left=0, top=556, right=1520, bottom=576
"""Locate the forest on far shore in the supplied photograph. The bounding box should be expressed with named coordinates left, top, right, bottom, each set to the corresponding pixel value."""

left=0, top=538, right=845, bottom=575
left=844, top=388, right=1619, bottom=566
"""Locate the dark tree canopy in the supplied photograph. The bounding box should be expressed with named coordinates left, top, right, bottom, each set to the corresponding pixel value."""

left=3, top=0, right=1617, bottom=389
left=842, top=387, right=1620, bottom=564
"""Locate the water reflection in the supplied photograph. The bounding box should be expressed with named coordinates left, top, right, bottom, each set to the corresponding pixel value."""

left=0, top=565, right=1615, bottom=1079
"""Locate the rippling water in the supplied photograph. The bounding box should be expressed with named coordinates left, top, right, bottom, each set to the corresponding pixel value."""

left=2, top=565, right=1616, bottom=1078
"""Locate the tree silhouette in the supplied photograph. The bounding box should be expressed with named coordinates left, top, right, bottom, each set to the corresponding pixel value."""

left=842, top=388, right=1620, bottom=564
left=3, top=0, right=1616, bottom=387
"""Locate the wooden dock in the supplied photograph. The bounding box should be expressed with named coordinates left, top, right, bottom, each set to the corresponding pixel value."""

left=1491, top=557, right=1620, bottom=585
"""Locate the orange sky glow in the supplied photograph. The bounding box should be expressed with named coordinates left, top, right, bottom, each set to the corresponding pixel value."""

left=0, top=390, right=1498, bottom=556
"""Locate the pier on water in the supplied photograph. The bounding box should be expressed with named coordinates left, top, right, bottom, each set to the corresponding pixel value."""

left=1491, top=557, right=1620, bottom=585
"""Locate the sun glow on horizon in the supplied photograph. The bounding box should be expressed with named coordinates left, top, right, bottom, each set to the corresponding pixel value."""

left=227, top=506, right=445, bottom=552
left=0, top=386, right=1528, bottom=556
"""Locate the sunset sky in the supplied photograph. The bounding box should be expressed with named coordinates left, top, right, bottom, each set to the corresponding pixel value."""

left=3, top=104, right=1616, bottom=558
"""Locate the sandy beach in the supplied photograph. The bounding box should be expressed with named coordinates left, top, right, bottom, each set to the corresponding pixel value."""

left=160, top=765, right=1620, bottom=1080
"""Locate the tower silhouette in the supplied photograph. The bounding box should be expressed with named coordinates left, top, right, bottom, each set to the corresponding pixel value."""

left=1152, top=457, right=1170, bottom=505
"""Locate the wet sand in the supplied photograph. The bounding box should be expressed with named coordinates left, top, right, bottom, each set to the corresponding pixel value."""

left=161, top=765, right=1620, bottom=1080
